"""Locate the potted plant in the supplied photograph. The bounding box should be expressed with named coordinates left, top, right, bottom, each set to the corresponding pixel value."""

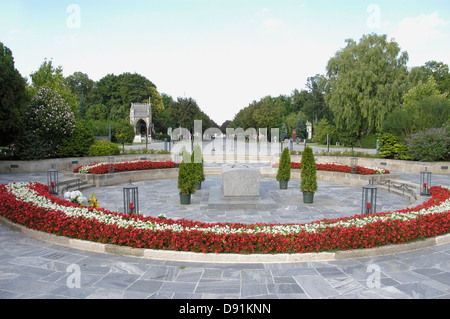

left=192, top=143, right=205, bottom=190
left=276, top=147, right=291, bottom=189
left=300, top=146, right=317, bottom=203
left=178, top=151, right=196, bottom=205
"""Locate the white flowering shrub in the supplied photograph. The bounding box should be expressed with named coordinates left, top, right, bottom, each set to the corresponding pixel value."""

left=15, top=86, right=75, bottom=159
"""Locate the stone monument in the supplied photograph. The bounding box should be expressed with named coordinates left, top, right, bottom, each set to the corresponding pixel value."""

left=222, top=164, right=260, bottom=197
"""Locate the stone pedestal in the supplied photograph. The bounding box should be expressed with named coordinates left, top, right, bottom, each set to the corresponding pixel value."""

left=222, top=164, right=260, bottom=197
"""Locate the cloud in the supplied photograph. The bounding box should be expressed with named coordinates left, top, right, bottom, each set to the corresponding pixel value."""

left=393, top=12, right=449, bottom=49
left=263, top=18, right=284, bottom=31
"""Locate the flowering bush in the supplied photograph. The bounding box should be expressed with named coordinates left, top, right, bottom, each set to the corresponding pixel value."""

left=273, top=162, right=390, bottom=175
left=14, top=87, right=76, bottom=159
left=0, top=182, right=449, bottom=254
left=74, top=160, right=176, bottom=174
left=407, top=128, right=450, bottom=162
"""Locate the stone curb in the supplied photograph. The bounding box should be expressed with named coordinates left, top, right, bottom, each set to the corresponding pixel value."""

left=2, top=216, right=449, bottom=264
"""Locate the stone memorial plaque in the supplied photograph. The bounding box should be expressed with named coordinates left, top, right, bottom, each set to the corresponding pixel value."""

left=222, top=164, right=260, bottom=197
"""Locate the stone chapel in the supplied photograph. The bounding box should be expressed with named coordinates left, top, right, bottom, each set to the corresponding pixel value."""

left=129, top=98, right=152, bottom=143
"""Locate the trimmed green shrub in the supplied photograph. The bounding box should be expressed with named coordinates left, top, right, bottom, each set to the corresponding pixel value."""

left=407, top=128, right=450, bottom=161
left=178, top=150, right=197, bottom=195
left=276, top=147, right=291, bottom=181
left=192, top=143, right=205, bottom=184
left=300, top=146, right=318, bottom=193
left=377, top=133, right=411, bottom=160
left=87, top=140, right=120, bottom=157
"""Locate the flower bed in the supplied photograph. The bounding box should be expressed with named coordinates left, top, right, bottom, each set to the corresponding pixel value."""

left=73, top=160, right=176, bottom=174
left=1, top=181, right=449, bottom=254
left=273, top=162, right=390, bottom=175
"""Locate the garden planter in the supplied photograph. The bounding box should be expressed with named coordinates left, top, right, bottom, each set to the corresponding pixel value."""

left=303, top=192, right=314, bottom=204
left=179, top=193, right=191, bottom=205
left=279, top=180, right=288, bottom=190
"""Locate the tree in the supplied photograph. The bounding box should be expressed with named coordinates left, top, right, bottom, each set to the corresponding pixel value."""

left=56, top=120, right=95, bottom=158
left=295, top=113, right=307, bottom=140
left=89, top=72, right=159, bottom=121
left=409, top=61, right=450, bottom=94
left=149, top=86, right=164, bottom=117
left=115, top=120, right=135, bottom=151
left=29, top=59, right=79, bottom=115
left=15, top=87, right=75, bottom=159
left=313, top=118, right=336, bottom=145
left=304, top=75, right=331, bottom=123
left=383, top=76, right=450, bottom=136
left=0, top=42, right=27, bottom=146
left=280, top=123, right=288, bottom=141
left=325, top=34, right=409, bottom=139
left=85, top=103, right=108, bottom=121
left=64, top=71, right=94, bottom=102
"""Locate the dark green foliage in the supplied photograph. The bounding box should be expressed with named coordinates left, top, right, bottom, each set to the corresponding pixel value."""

left=295, top=114, right=307, bottom=140
left=280, top=123, right=288, bottom=141
left=300, top=146, right=317, bottom=193
left=56, top=120, right=95, bottom=158
left=407, top=128, right=450, bottom=161
left=178, top=150, right=197, bottom=195
left=276, top=147, right=291, bottom=181
left=115, top=119, right=135, bottom=151
left=0, top=42, right=27, bottom=146
left=192, top=144, right=205, bottom=183
left=13, top=131, right=50, bottom=160
left=87, top=140, right=120, bottom=157
left=359, top=134, right=378, bottom=149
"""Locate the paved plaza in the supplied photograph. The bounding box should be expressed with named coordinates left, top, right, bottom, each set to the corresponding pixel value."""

left=0, top=164, right=449, bottom=299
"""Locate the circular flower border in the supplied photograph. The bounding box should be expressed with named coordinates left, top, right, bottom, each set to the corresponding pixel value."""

left=1, top=181, right=449, bottom=255
left=271, top=162, right=390, bottom=175
left=73, top=160, right=176, bottom=175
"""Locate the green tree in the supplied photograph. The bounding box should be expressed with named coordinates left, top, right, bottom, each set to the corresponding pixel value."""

left=409, top=61, right=450, bottom=94
left=313, top=118, right=336, bottom=145
left=115, top=119, right=135, bottom=151
left=85, top=103, right=108, bottom=121
left=325, top=34, right=409, bottom=139
left=56, top=120, right=95, bottom=158
left=383, top=77, right=450, bottom=136
left=29, top=59, right=79, bottom=115
left=304, top=75, right=331, bottom=123
left=295, top=113, right=307, bottom=140
left=0, top=42, right=27, bottom=146
left=280, top=123, right=288, bottom=141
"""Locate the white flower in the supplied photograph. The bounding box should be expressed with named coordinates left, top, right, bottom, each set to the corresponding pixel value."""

left=5, top=183, right=450, bottom=237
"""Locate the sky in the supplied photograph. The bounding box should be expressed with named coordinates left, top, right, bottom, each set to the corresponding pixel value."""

left=1, top=0, right=449, bottom=125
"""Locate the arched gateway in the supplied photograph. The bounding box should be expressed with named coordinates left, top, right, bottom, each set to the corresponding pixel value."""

left=130, top=99, right=152, bottom=143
